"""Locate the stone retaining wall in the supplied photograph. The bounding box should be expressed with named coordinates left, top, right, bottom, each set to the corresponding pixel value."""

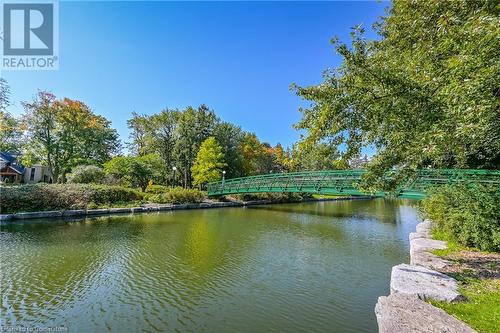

left=375, top=219, right=476, bottom=332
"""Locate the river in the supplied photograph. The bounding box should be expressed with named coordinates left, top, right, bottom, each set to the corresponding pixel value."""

left=1, top=199, right=420, bottom=333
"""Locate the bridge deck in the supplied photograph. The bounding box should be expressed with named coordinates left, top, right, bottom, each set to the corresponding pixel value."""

left=206, top=169, right=500, bottom=199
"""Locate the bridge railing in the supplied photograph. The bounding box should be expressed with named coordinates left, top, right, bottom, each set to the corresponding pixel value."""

left=206, top=169, right=500, bottom=197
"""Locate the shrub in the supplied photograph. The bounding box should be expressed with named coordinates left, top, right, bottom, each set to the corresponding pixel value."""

left=0, top=183, right=144, bottom=213
left=232, top=192, right=311, bottom=202
left=147, top=187, right=206, bottom=204
left=67, top=165, right=105, bottom=184
left=421, top=184, right=500, bottom=252
left=145, top=184, right=170, bottom=194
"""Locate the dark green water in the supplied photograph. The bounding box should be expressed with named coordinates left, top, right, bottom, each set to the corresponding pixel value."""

left=1, top=199, right=420, bottom=333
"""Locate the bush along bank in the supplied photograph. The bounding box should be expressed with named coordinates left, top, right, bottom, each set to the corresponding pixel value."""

left=0, top=184, right=144, bottom=213
left=420, top=184, right=499, bottom=252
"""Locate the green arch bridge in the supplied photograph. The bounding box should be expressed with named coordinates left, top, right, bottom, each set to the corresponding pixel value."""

left=207, top=169, right=500, bottom=199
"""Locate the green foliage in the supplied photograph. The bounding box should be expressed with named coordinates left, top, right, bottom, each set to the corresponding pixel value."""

left=128, top=105, right=219, bottom=188
left=0, top=184, right=143, bottom=213
left=213, top=121, right=246, bottom=178
left=191, top=137, right=226, bottom=188
left=290, top=142, right=343, bottom=171
left=0, top=79, right=23, bottom=154
left=104, top=154, right=163, bottom=191
left=22, top=92, right=120, bottom=182
left=147, top=187, right=206, bottom=204
left=128, top=109, right=180, bottom=182
left=0, top=78, right=9, bottom=112
left=0, top=111, right=23, bottom=154
left=127, top=106, right=290, bottom=187
left=145, top=184, right=170, bottom=194
left=239, top=133, right=288, bottom=175
left=174, top=105, right=218, bottom=187
left=232, top=192, right=311, bottom=203
left=67, top=165, right=105, bottom=184
left=421, top=184, right=500, bottom=252
left=293, top=1, right=500, bottom=189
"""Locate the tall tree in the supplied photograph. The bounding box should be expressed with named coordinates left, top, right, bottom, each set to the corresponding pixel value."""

left=240, top=133, right=263, bottom=175
left=23, top=92, right=120, bottom=182
left=127, top=112, right=151, bottom=156
left=0, top=78, right=10, bottom=112
left=149, top=109, right=180, bottom=181
left=191, top=137, right=226, bottom=188
left=174, top=105, right=218, bottom=187
left=213, top=122, right=245, bottom=178
left=0, top=79, right=23, bottom=154
left=292, top=0, right=500, bottom=190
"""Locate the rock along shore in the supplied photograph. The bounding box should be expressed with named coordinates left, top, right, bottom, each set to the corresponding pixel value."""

left=375, top=219, right=476, bottom=332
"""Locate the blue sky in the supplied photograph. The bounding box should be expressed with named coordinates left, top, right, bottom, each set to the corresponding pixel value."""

left=3, top=1, right=388, bottom=150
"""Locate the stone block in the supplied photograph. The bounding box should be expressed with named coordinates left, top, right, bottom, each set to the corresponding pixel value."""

left=62, top=210, right=86, bottom=217
left=14, top=211, right=62, bottom=219
left=86, top=209, right=109, bottom=215
left=410, top=238, right=447, bottom=255
left=390, top=264, right=464, bottom=302
left=375, top=294, right=476, bottom=333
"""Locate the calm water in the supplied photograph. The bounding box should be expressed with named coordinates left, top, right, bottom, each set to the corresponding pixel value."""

left=1, top=199, right=420, bottom=333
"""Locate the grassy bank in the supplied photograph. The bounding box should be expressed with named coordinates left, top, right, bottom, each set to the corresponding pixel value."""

left=428, top=234, right=499, bottom=333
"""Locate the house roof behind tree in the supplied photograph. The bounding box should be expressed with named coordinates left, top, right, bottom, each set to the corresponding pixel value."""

left=0, top=152, right=25, bottom=174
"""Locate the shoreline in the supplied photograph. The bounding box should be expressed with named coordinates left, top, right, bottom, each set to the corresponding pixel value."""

left=0, top=195, right=375, bottom=224
left=375, top=219, right=476, bottom=332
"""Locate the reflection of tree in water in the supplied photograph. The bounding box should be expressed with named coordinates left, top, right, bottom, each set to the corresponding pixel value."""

left=249, top=198, right=417, bottom=224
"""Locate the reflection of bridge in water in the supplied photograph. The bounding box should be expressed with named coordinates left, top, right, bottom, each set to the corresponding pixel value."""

left=207, top=169, right=500, bottom=199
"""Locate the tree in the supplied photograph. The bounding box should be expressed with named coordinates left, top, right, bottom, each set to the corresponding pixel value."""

left=240, top=133, right=263, bottom=175
left=292, top=0, right=500, bottom=190
left=272, top=143, right=290, bottom=172
left=127, top=112, right=151, bottom=156
left=0, top=79, right=23, bottom=154
left=174, top=105, right=218, bottom=187
left=0, top=112, right=23, bottom=154
left=104, top=154, right=163, bottom=191
left=0, top=78, right=10, bottom=112
left=149, top=109, right=180, bottom=181
left=290, top=142, right=342, bottom=171
left=213, top=122, right=245, bottom=178
left=191, top=137, right=226, bottom=188
left=22, top=92, right=120, bottom=182
left=67, top=165, right=105, bottom=184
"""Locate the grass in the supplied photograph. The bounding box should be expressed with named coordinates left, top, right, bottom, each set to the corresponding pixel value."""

left=430, top=278, right=500, bottom=333
left=430, top=229, right=463, bottom=257
left=428, top=230, right=500, bottom=333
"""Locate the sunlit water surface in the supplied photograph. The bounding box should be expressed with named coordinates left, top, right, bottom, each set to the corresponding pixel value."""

left=1, top=199, right=420, bottom=333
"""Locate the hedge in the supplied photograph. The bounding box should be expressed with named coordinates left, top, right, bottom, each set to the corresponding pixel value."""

left=147, top=187, right=206, bottom=204
left=420, top=184, right=499, bottom=252
left=0, top=184, right=144, bottom=213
